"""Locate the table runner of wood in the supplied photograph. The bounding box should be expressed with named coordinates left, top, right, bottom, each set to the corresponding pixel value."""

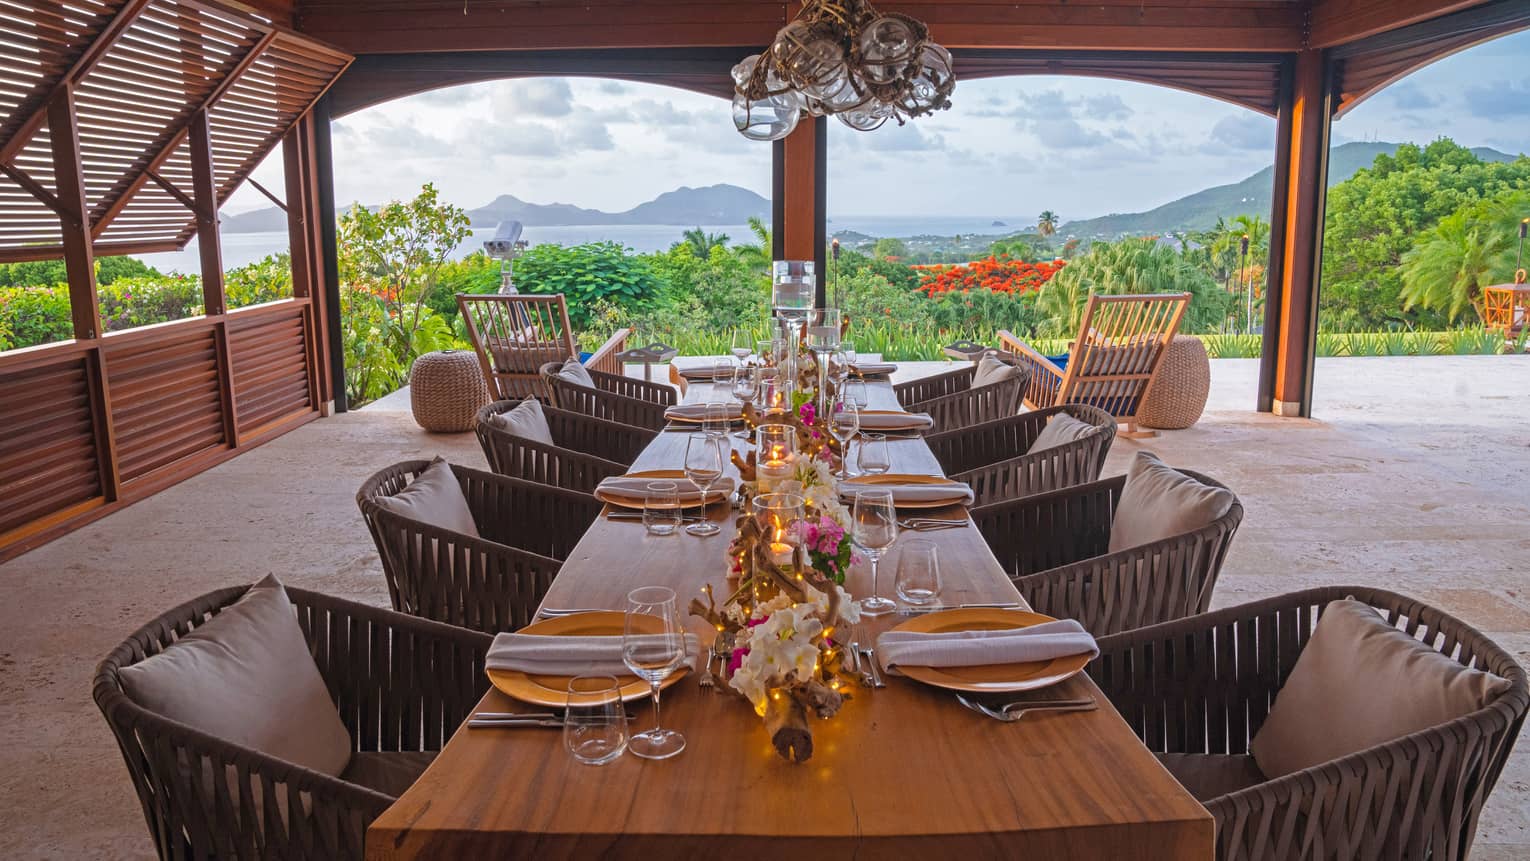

left=366, top=378, right=1212, bottom=860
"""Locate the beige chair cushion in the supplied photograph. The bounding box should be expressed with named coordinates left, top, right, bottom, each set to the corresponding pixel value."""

left=1107, top=452, right=1234, bottom=554
left=341, top=751, right=437, bottom=798
left=1249, top=598, right=1512, bottom=779
left=373, top=457, right=480, bottom=538
left=1157, top=753, right=1266, bottom=801
left=558, top=357, right=595, bottom=388
left=490, top=398, right=555, bottom=446
left=119, top=574, right=353, bottom=779
left=970, top=355, right=1020, bottom=389
left=1029, top=411, right=1097, bottom=454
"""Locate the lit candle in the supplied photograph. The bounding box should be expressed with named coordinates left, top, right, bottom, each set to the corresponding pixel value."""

left=768, top=527, right=794, bottom=567
left=756, top=439, right=792, bottom=493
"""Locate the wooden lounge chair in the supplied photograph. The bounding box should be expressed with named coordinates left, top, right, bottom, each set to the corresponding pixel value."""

left=475, top=399, right=657, bottom=491
left=893, top=358, right=1028, bottom=434
left=1000, top=292, right=1191, bottom=438
left=357, top=460, right=602, bottom=634
left=457, top=292, right=631, bottom=400
left=970, top=467, right=1242, bottom=637
left=540, top=360, right=676, bottom=432
left=1090, top=587, right=1529, bottom=860
left=924, top=404, right=1116, bottom=505
left=94, top=584, right=491, bottom=861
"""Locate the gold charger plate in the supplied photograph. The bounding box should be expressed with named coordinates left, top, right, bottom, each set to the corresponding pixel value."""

left=595, top=469, right=731, bottom=510
left=839, top=473, right=971, bottom=510
left=486, top=611, right=687, bottom=707
left=887, top=608, right=1090, bottom=693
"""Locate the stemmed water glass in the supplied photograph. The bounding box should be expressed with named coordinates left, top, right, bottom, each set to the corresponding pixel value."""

left=857, top=432, right=890, bottom=476
left=827, top=393, right=859, bottom=480
left=841, top=340, right=858, bottom=370
left=683, top=432, right=725, bottom=537
left=731, top=363, right=758, bottom=405
left=730, top=331, right=753, bottom=365
left=622, top=586, right=688, bottom=759
left=852, top=490, right=898, bottom=616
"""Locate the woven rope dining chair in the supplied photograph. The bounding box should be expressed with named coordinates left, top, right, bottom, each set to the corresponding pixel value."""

left=970, top=469, right=1242, bottom=637
left=540, top=360, right=676, bottom=431
left=357, top=460, right=603, bottom=634
left=1088, top=586, right=1529, bottom=861
left=93, top=585, right=491, bottom=861
left=924, top=404, right=1116, bottom=505
left=475, top=399, right=657, bottom=492
left=893, top=361, right=1029, bottom=434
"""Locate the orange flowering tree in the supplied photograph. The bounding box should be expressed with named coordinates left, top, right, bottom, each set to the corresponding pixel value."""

left=917, top=256, right=1065, bottom=298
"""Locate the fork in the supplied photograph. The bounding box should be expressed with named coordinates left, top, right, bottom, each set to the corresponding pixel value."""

left=955, top=693, right=1096, bottom=722
left=897, top=518, right=968, bottom=531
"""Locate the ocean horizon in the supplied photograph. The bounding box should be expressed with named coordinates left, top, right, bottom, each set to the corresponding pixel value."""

left=131, top=215, right=1031, bottom=273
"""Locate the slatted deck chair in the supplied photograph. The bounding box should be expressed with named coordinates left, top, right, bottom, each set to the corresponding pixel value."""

left=892, top=358, right=1029, bottom=434
left=457, top=292, right=631, bottom=401
left=357, top=460, right=603, bottom=634
left=1089, top=587, right=1528, bottom=861
left=924, top=404, right=1116, bottom=505
left=1000, top=292, right=1191, bottom=438
left=94, top=584, right=491, bottom=861
left=475, top=399, right=657, bottom=492
left=970, top=466, right=1242, bottom=637
left=540, top=360, right=676, bottom=431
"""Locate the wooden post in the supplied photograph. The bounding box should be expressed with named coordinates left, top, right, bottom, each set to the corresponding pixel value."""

left=189, top=108, right=239, bottom=446
left=772, top=117, right=828, bottom=306
left=1266, top=49, right=1332, bottom=418
left=312, top=96, right=348, bottom=412
left=1257, top=56, right=1294, bottom=414
left=284, top=117, right=333, bottom=408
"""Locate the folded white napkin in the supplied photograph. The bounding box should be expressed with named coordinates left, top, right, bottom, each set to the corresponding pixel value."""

left=664, top=403, right=744, bottom=421
left=488, top=632, right=701, bottom=676
left=597, top=475, right=735, bottom=502
left=676, top=365, right=728, bottom=380
left=852, top=361, right=898, bottom=376
left=856, top=411, right=934, bottom=431
left=876, top=619, right=1099, bottom=674
left=840, top=478, right=973, bottom=506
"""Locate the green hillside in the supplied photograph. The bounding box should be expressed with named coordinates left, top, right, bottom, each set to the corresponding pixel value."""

left=1064, top=142, right=1519, bottom=238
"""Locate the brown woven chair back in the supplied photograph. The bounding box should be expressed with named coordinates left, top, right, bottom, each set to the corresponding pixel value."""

left=1090, top=586, right=1529, bottom=861
left=457, top=293, right=578, bottom=400
left=475, top=400, right=657, bottom=490
left=357, top=460, right=603, bottom=633
left=895, top=362, right=1029, bottom=434
left=540, top=361, right=673, bottom=431
left=93, top=585, right=490, bottom=861
left=972, top=468, right=1242, bottom=636
left=929, top=403, right=1116, bottom=505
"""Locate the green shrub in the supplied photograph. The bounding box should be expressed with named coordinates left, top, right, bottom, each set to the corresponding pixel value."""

left=513, top=241, right=661, bottom=329
left=98, top=276, right=202, bottom=332
left=0, top=285, right=72, bottom=350
left=225, top=253, right=294, bottom=308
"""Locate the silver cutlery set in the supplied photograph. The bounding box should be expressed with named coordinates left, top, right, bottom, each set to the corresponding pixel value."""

left=468, top=711, right=638, bottom=729
left=896, top=516, right=969, bottom=531
left=955, top=693, right=1097, bottom=722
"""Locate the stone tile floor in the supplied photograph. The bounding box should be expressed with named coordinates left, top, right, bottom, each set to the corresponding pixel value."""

left=1, top=354, right=1527, bottom=858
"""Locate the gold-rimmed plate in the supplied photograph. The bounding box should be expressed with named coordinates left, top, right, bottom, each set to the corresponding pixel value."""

left=886, top=608, right=1091, bottom=693
left=595, top=469, right=732, bottom=510
left=839, top=473, right=971, bottom=510
left=486, top=611, right=688, bottom=707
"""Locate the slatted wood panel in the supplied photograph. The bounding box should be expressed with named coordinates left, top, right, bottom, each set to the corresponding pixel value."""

left=104, top=324, right=227, bottom=482
left=0, top=352, right=102, bottom=536
left=228, top=301, right=313, bottom=434
left=0, top=0, right=118, bottom=145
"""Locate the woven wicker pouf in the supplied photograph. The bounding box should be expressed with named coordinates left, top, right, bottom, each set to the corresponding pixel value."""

left=1138, top=335, right=1211, bottom=430
left=410, top=349, right=489, bottom=433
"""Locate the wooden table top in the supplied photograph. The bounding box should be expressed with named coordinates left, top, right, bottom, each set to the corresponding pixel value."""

left=367, top=381, right=1213, bottom=860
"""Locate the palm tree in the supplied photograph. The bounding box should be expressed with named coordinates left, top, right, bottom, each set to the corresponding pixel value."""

left=1400, top=209, right=1505, bottom=323
left=1037, top=211, right=1059, bottom=238
left=679, top=227, right=730, bottom=257
left=1040, top=237, right=1230, bottom=334
left=733, top=216, right=772, bottom=272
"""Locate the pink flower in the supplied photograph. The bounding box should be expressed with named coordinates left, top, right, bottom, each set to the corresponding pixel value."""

left=798, top=402, right=816, bottom=424
left=728, top=647, right=749, bottom=674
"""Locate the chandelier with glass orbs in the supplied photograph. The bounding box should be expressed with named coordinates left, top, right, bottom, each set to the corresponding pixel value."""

left=731, top=0, right=955, bottom=142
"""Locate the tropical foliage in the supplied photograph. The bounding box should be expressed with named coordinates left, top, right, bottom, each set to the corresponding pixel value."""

left=1041, top=237, right=1232, bottom=334
left=1399, top=190, right=1530, bottom=322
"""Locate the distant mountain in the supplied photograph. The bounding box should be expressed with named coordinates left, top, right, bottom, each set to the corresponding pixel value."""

left=219, top=183, right=771, bottom=234
left=1063, top=142, right=1521, bottom=238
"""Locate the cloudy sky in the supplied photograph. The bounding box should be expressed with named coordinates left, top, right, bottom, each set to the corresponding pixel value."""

left=227, top=31, right=1530, bottom=226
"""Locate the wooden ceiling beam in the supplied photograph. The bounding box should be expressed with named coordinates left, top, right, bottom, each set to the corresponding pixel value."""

left=1308, top=0, right=1491, bottom=48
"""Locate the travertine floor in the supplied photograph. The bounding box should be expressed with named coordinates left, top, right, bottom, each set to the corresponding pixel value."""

left=1, top=355, right=1527, bottom=859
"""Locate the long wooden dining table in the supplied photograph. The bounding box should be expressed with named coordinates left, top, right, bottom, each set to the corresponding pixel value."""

left=366, top=376, right=1213, bottom=859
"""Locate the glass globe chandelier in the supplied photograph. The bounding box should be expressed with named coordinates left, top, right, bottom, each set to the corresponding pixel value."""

left=732, top=0, right=955, bottom=142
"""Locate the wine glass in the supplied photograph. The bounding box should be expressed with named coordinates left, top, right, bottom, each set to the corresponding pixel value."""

left=845, top=379, right=869, bottom=411
left=683, top=433, right=724, bottom=537
left=731, top=331, right=753, bottom=365
left=731, top=362, right=758, bottom=404
left=894, top=540, right=942, bottom=607
left=564, top=675, right=627, bottom=765
left=841, top=340, right=858, bottom=370
left=827, top=393, right=859, bottom=480
left=623, top=586, right=687, bottom=759
left=828, top=348, right=851, bottom=387
left=806, top=308, right=842, bottom=354
left=852, top=490, right=898, bottom=616
left=858, top=432, right=890, bottom=476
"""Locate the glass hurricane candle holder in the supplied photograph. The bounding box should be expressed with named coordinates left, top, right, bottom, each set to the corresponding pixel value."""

left=751, top=492, right=806, bottom=569
left=772, top=261, right=816, bottom=322
left=755, top=424, right=795, bottom=494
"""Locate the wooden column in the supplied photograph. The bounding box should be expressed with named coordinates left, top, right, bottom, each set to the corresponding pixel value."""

left=772, top=116, right=828, bottom=305
left=312, top=95, right=348, bottom=412
left=188, top=107, right=239, bottom=447
left=1264, top=48, right=1332, bottom=417
left=284, top=116, right=334, bottom=408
